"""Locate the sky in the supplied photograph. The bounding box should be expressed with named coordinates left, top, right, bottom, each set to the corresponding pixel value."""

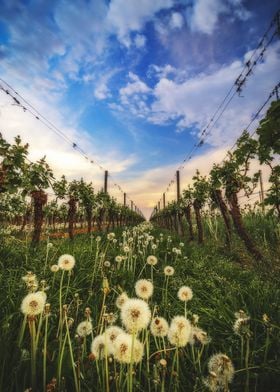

left=0, top=0, right=279, bottom=218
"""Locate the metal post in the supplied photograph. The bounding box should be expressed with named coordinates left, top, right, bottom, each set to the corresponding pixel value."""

left=176, top=170, right=180, bottom=202
left=104, top=170, right=108, bottom=193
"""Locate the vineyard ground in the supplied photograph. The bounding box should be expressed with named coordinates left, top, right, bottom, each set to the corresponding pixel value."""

left=0, top=219, right=279, bottom=391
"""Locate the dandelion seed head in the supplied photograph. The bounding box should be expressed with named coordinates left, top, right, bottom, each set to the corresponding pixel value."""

left=58, top=254, right=75, bottom=271
left=189, top=326, right=210, bottom=345
left=168, top=316, right=191, bottom=347
left=114, top=333, right=144, bottom=364
left=178, top=286, right=193, bottom=302
left=105, top=326, right=124, bottom=345
left=91, top=335, right=106, bottom=360
left=116, top=292, right=129, bottom=309
left=135, top=279, right=154, bottom=300
left=208, top=353, right=234, bottom=385
left=164, top=266, right=174, bottom=276
left=76, top=320, right=93, bottom=337
left=21, top=291, right=46, bottom=316
left=150, top=317, right=169, bottom=337
left=121, top=298, right=151, bottom=333
left=50, top=264, right=59, bottom=273
left=146, top=255, right=158, bottom=266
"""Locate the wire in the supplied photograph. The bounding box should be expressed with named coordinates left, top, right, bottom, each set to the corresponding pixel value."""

left=0, top=80, right=143, bottom=215
left=153, top=9, right=279, bottom=212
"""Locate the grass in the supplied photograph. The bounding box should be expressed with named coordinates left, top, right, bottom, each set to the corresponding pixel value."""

left=0, top=218, right=279, bottom=391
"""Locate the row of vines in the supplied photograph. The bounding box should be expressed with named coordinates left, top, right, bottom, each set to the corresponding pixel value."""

left=0, top=135, right=144, bottom=245
left=151, top=100, right=280, bottom=263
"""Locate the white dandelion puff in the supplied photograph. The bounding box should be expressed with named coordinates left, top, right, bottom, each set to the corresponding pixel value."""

left=164, top=266, right=174, bottom=276
left=121, top=298, right=151, bottom=333
left=116, top=292, right=129, bottom=309
left=168, top=316, right=191, bottom=347
left=178, top=286, right=193, bottom=302
left=150, top=317, right=169, bottom=337
left=21, top=291, right=47, bottom=316
left=135, top=279, right=154, bottom=300
left=114, top=333, right=144, bottom=364
left=91, top=335, right=106, bottom=360
left=76, top=320, right=93, bottom=337
left=147, top=255, right=158, bottom=266
left=50, top=264, right=59, bottom=273
left=58, top=254, right=75, bottom=271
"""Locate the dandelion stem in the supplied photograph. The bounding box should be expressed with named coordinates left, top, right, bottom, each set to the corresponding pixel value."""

left=43, top=312, right=49, bottom=391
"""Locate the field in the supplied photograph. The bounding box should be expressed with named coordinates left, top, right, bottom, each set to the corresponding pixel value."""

left=0, top=215, right=279, bottom=392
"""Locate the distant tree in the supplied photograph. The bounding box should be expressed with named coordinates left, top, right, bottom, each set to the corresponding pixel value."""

left=0, top=134, right=28, bottom=193
left=213, top=131, right=263, bottom=261
left=23, top=158, right=54, bottom=244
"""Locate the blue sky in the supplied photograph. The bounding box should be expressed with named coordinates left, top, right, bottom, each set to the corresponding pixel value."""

left=0, top=0, right=279, bottom=217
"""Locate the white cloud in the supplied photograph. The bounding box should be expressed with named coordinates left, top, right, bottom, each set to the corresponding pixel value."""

left=189, top=0, right=251, bottom=34
left=134, top=34, right=147, bottom=48
left=146, top=43, right=280, bottom=146
left=190, top=0, right=226, bottom=34
left=93, top=68, right=121, bottom=100
left=148, top=64, right=177, bottom=79
left=120, top=72, right=151, bottom=104
left=106, top=0, right=173, bottom=46
left=169, top=12, right=184, bottom=29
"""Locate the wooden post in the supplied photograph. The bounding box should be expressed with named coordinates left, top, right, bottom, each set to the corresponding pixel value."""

left=131, top=200, right=133, bottom=210
left=259, top=170, right=265, bottom=212
left=104, top=170, right=108, bottom=193
left=158, top=201, right=160, bottom=211
left=176, top=170, right=180, bottom=202
left=163, top=193, right=166, bottom=208
left=124, top=192, right=126, bottom=206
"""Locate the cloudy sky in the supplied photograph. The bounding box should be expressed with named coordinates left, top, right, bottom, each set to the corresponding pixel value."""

left=0, top=0, right=279, bottom=217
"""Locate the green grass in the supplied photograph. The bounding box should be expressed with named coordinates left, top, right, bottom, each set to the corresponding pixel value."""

left=0, top=220, right=279, bottom=391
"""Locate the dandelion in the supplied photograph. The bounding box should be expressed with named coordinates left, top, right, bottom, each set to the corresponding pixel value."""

left=50, top=264, right=59, bottom=273
left=189, top=326, right=210, bottom=345
left=22, top=272, right=38, bottom=292
left=91, top=335, right=106, bottom=360
left=104, top=261, right=111, bottom=268
left=121, top=298, right=151, bottom=333
left=150, top=317, right=169, bottom=337
left=147, top=255, right=158, bottom=265
left=115, top=255, right=122, bottom=263
left=76, top=320, right=93, bottom=337
left=21, top=291, right=47, bottom=316
left=107, top=232, right=115, bottom=241
left=123, top=245, right=130, bottom=253
left=116, top=292, right=129, bottom=309
left=104, top=312, right=118, bottom=324
left=168, top=316, right=191, bottom=347
left=178, top=286, right=193, bottom=302
left=151, top=244, right=157, bottom=250
left=47, top=242, right=53, bottom=249
left=58, top=254, right=75, bottom=271
left=114, top=333, right=144, bottom=364
left=105, top=326, right=124, bottom=345
left=208, top=353, right=234, bottom=388
left=135, top=279, right=154, bottom=300
left=179, top=242, right=184, bottom=247
left=164, top=266, right=174, bottom=276
left=96, top=236, right=101, bottom=242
